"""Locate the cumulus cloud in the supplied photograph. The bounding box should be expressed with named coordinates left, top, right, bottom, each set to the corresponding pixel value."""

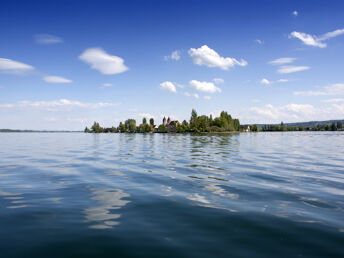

left=213, top=78, right=224, bottom=84
left=0, top=58, right=34, bottom=74
left=277, top=65, right=310, bottom=74
left=159, top=81, right=177, bottom=93
left=188, top=45, right=247, bottom=70
left=43, top=76, right=72, bottom=83
left=0, top=99, right=120, bottom=110
left=189, top=80, right=221, bottom=93
left=289, top=29, right=344, bottom=48
left=294, top=83, right=344, bottom=96
left=34, top=34, right=63, bottom=44
left=164, top=50, right=181, bottom=61
left=268, top=57, right=296, bottom=65
left=79, top=48, right=129, bottom=75
left=292, top=10, right=298, bottom=16
left=193, top=93, right=199, bottom=99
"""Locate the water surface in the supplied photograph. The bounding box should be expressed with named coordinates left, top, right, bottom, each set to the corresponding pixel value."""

left=0, top=132, right=343, bottom=257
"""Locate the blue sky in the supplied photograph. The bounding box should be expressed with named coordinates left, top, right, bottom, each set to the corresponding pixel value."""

left=0, top=0, right=343, bottom=130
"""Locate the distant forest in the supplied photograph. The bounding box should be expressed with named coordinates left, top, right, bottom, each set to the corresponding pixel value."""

left=247, top=120, right=344, bottom=132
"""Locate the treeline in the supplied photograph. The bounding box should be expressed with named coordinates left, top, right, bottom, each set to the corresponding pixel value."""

left=252, top=121, right=343, bottom=132
left=85, top=109, right=240, bottom=133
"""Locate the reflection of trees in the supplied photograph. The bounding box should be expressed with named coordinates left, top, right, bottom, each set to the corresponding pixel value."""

left=84, top=188, right=130, bottom=229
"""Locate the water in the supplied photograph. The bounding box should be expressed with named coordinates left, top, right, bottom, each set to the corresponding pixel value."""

left=0, top=132, right=343, bottom=257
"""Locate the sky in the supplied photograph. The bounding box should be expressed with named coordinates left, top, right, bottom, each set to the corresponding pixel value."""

left=0, top=0, right=343, bottom=130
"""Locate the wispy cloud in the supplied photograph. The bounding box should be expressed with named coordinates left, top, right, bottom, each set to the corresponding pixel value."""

left=159, top=81, right=177, bottom=93
left=289, top=29, right=344, bottom=48
left=188, top=45, right=247, bottom=70
left=277, top=66, right=310, bottom=74
left=79, top=48, right=129, bottom=75
left=213, top=78, right=224, bottom=84
left=250, top=104, right=315, bottom=120
left=204, top=96, right=212, bottom=100
left=322, top=98, right=344, bottom=103
left=268, top=57, right=296, bottom=65
left=190, top=80, right=221, bottom=94
left=294, top=83, right=344, bottom=96
left=0, top=58, right=34, bottom=74
left=43, top=76, right=72, bottom=83
left=0, top=99, right=120, bottom=110
left=34, top=34, right=63, bottom=44
left=255, top=39, right=263, bottom=45
left=101, top=83, right=113, bottom=88
left=164, top=50, right=181, bottom=61
left=260, top=78, right=288, bottom=85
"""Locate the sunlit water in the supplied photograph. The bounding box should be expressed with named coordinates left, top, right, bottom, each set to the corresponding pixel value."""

left=0, top=132, right=343, bottom=257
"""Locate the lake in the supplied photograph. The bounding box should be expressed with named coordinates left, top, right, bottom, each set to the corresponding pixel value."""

left=0, top=132, right=343, bottom=257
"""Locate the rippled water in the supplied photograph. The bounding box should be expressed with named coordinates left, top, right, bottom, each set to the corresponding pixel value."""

left=0, top=132, right=343, bottom=257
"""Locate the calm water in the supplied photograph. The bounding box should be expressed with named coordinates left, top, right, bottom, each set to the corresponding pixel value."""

left=0, top=132, right=343, bottom=257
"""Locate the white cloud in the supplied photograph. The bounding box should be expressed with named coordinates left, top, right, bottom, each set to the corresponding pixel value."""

left=159, top=81, right=177, bottom=93
left=322, top=98, right=344, bottom=103
left=0, top=99, right=120, bottom=110
left=250, top=104, right=315, bottom=120
left=137, top=113, right=155, bottom=119
left=204, top=96, right=212, bottom=100
left=277, top=65, right=310, bottom=74
left=260, top=78, right=271, bottom=85
left=101, top=83, right=113, bottom=88
left=268, top=57, right=296, bottom=65
left=164, top=50, right=181, bottom=61
left=79, top=48, right=129, bottom=75
left=277, top=79, right=289, bottom=83
left=289, top=29, right=344, bottom=48
left=292, top=10, right=298, bottom=16
left=189, top=80, right=221, bottom=93
left=34, top=34, right=63, bottom=44
left=0, top=58, right=34, bottom=74
left=294, top=83, right=344, bottom=96
left=213, top=78, right=224, bottom=84
left=193, top=93, right=199, bottom=99
left=248, top=103, right=344, bottom=123
left=43, top=76, right=72, bottom=83
left=260, top=78, right=288, bottom=85
left=188, top=45, right=247, bottom=70
left=184, top=92, right=191, bottom=97
left=255, top=39, right=263, bottom=45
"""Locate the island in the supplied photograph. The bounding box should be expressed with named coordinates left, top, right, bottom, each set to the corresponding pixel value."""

left=84, top=109, right=240, bottom=133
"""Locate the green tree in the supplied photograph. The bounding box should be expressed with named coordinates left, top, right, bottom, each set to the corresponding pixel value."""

left=125, top=119, right=136, bottom=133
left=142, top=117, right=147, bottom=124
left=91, top=122, right=102, bottom=133
left=119, top=122, right=126, bottom=133
left=84, top=126, right=91, bottom=133
left=149, top=118, right=154, bottom=127
left=251, top=124, right=258, bottom=132
left=337, top=121, right=342, bottom=129
left=330, top=123, right=337, bottom=131
left=158, top=124, right=166, bottom=132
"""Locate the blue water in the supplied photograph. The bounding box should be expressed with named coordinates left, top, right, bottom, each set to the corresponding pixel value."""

left=0, top=132, right=343, bottom=257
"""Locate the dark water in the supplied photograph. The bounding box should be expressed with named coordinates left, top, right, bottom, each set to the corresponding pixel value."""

left=0, top=132, right=343, bottom=257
